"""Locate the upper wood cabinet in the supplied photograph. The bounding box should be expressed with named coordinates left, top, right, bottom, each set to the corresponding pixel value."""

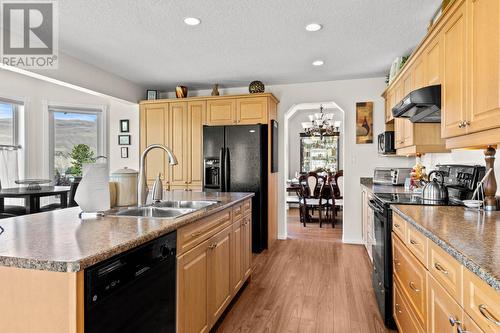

left=441, top=0, right=468, bottom=139
left=413, top=57, right=426, bottom=90
left=383, top=0, right=500, bottom=148
left=206, top=99, right=236, bottom=125
left=236, top=97, right=268, bottom=124
left=425, top=35, right=442, bottom=86
left=139, top=103, right=169, bottom=186
left=170, top=102, right=188, bottom=188
left=187, top=101, right=205, bottom=189
left=205, top=95, right=275, bottom=126
left=466, top=0, right=500, bottom=135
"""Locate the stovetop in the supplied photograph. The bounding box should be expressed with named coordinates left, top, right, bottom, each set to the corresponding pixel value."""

left=373, top=192, right=464, bottom=206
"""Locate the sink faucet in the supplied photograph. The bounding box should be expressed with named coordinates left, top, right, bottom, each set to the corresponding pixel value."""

left=138, top=144, right=178, bottom=206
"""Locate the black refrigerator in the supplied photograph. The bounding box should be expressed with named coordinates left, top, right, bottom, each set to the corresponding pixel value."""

left=203, top=125, right=268, bottom=252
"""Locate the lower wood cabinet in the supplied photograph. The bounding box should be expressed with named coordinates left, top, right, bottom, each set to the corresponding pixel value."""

left=177, top=201, right=252, bottom=333
left=427, top=272, right=463, bottom=333
left=392, top=211, right=496, bottom=333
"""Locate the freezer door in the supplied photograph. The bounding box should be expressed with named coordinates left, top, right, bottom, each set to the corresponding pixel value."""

left=203, top=126, right=224, bottom=159
left=224, top=125, right=263, bottom=192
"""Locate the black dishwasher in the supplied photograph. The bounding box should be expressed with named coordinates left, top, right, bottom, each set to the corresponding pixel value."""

left=84, top=231, right=176, bottom=333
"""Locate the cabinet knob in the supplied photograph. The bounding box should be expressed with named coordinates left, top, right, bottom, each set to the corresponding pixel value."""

left=465, top=120, right=471, bottom=127
left=458, top=121, right=466, bottom=128
left=448, top=315, right=461, bottom=327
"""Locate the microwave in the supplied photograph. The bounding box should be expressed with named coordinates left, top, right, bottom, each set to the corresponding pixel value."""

left=378, top=131, right=395, bottom=154
left=373, top=167, right=412, bottom=186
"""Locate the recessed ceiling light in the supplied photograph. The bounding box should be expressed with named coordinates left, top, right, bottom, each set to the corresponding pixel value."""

left=312, top=60, right=324, bottom=66
left=184, top=17, right=201, bottom=26
left=305, top=23, right=322, bottom=32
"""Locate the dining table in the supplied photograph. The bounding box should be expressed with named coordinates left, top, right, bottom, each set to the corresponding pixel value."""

left=0, top=186, right=71, bottom=214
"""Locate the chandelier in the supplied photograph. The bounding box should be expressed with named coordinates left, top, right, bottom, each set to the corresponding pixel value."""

left=301, top=105, right=341, bottom=139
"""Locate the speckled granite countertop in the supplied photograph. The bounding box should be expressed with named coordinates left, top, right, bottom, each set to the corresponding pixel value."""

left=0, top=192, right=253, bottom=273
left=360, top=177, right=413, bottom=194
left=392, top=205, right=500, bottom=291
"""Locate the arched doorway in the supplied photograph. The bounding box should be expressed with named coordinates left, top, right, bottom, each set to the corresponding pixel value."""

left=282, top=101, right=345, bottom=239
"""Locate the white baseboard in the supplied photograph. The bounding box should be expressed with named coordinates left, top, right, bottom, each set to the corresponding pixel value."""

left=342, top=237, right=365, bottom=245
left=277, top=232, right=287, bottom=240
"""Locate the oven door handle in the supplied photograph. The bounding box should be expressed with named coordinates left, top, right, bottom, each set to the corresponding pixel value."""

left=368, top=200, right=384, bottom=214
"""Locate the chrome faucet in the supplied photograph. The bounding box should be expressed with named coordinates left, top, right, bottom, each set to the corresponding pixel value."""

left=138, top=144, right=178, bottom=206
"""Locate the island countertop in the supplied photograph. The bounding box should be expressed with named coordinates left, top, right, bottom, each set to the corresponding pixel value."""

left=391, top=204, right=500, bottom=291
left=0, top=191, right=254, bottom=273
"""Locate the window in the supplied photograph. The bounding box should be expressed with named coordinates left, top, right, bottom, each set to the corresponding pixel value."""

left=49, top=106, right=105, bottom=178
left=0, top=99, right=19, bottom=147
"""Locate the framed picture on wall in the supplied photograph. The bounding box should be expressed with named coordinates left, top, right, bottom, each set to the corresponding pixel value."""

left=118, top=135, right=131, bottom=145
left=355, top=102, right=373, bottom=144
left=121, top=147, right=129, bottom=158
left=120, top=119, right=129, bottom=133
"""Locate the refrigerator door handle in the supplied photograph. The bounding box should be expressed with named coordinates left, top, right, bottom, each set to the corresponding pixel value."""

left=225, top=147, right=230, bottom=192
left=219, top=147, right=225, bottom=191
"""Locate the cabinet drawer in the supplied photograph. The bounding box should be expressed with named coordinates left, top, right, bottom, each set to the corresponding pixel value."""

left=177, top=209, right=232, bottom=255
left=463, top=268, right=500, bottom=333
left=233, top=203, right=244, bottom=221
left=405, top=223, right=428, bottom=267
left=462, top=311, right=487, bottom=333
left=393, top=235, right=427, bottom=328
left=242, top=199, right=251, bottom=216
left=393, top=213, right=406, bottom=241
left=394, top=280, right=425, bottom=333
left=427, top=240, right=462, bottom=304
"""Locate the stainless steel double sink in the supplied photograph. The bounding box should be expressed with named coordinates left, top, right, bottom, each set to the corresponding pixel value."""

left=106, top=200, right=219, bottom=219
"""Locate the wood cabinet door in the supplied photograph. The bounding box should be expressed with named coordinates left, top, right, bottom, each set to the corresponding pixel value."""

left=207, top=226, right=232, bottom=325
left=236, top=97, right=268, bottom=124
left=403, top=119, right=414, bottom=147
left=466, top=0, right=500, bottom=134
left=242, top=215, right=252, bottom=279
left=230, top=217, right=244, bottom=295
left=395, top=118, right=406, bottom=149
left=413, top=57, right=426, bottom=90
left=425, top=36, right=442, bottom=86
left=206, top=99, right=236, bottom=125
left=404, top=71, right=413, bottom=96
left=177, top=240, right=210, bottom=333
left=187, top=101, right=205, bottom=188
left=169, top=102, right=188, bottom=187
left=394, top=281, right=425, bottom=333
left=441, top=1, right=468, bottom=138
left=140, top=103, right=169, bottom=186
left=427, top=273, right=462, bottom=333
left=385, top=91, right=394, bottom=122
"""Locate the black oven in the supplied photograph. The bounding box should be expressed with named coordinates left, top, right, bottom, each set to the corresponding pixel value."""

left=368, top=197, right=395, bottom=328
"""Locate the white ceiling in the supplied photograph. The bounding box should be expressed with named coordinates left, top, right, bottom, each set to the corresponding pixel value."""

left=58, top=0, right=438, bottom=91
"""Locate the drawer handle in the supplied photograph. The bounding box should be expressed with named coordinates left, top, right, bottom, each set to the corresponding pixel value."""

left=409, top=239, right=418, bottom=245
left=409, top=281, right=420, bottom=293
left=395, top=303, right=402, bottom=314
left=448, top=315, right=462, bottom=327
left=394, top=223, right=400, bottom=228
left=479, top=304, right=500, bottom=326
left=191, top=231, right=202, bottom=237
left=393, top=259, right=401, bottom=267
left=434, top=262, right=449, bottom=275
left=208, top=243, right=217, bottom=250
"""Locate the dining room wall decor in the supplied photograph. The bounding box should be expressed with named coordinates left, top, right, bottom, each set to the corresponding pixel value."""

left=355, top=101, right=373, bottom=144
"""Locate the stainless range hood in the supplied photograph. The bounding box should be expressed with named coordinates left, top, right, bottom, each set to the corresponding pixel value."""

left=392, top=85, right=441, bottom=123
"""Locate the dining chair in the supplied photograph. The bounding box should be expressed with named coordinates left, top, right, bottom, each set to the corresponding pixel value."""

left=39, top=180, right=80, bottom=212
left=334, top=170, right=344, bottom=213
left=297, top=174, right=329, bottom=227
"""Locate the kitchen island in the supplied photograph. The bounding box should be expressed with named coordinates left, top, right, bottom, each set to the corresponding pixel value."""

left=0, top=191, right=254, bottom=333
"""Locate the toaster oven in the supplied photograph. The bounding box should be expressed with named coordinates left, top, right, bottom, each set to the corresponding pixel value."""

left=373, top=167, right=412, bottom=186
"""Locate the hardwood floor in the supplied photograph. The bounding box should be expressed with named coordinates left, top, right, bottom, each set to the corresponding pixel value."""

left=287, top=208, right=343, bottom=243
left=214, top=209, right=394, bottom=333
